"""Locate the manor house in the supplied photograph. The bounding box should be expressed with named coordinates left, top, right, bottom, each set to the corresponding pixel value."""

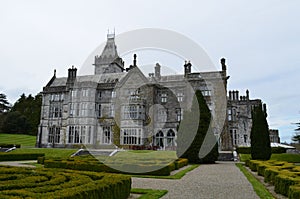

left=37, top=33, right=266, bottom=151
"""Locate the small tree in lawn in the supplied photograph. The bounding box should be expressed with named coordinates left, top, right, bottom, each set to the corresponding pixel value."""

left=250, top=104, right=271, bottom=160
left=176, top=90, right=218, bottom=163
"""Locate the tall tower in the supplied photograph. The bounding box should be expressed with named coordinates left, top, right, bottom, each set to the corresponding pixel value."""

left=94, top=32, right=125, bottom=74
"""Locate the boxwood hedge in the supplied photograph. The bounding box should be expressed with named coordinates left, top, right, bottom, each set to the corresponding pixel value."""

left=42, top=156, right=188, bottom=176
left=0, top=153, right=45, bottom=161
left=246, top=159, right=300, bottom=198
left=0, top=165, right=131, bottom=199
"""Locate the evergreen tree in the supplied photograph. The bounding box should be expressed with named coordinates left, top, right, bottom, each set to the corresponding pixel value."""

left=250, top=104, right=271, bottom=160
left=0, top=93, right=11, bottom=113
left=292, top=121, right=300, bottom=143
left=176, top=90, right=218, bottom=163
left=2, top=93, right=41, bottom=135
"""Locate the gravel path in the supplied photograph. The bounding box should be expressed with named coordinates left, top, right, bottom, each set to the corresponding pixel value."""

left=132, top=162, right=259, bottom=199
left=0, top=160, right=36, bottom=168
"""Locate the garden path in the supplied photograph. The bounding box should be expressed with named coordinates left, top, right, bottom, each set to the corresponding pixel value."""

left=132, top=161, right=260, bottom=199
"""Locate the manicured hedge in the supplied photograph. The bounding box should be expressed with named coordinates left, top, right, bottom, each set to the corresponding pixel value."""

left=0, top=166, right=131, bottom=199
left=246, top=159, right=300, bottom=198
left=43, top=156, right=189, bottom=176
left=0, top=144, right=21, bottom=148
left=0, top=153, right=45, bottom=161
left=237, top=147, right=287, bottom=154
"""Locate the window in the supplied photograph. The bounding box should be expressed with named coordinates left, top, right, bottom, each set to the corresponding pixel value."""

left=50, top=93, right=64, bottom=101
left=87, top=126, right=92, bottom=144
left=228, top=109, right=232, bottom=121
left=74, top=126, right=80, bottom=143
left=49, top=103, right=62, bottom=118
left=111, top=91, right=116, bottom=98
left=96, top=103, right=101, bottom=117
left=161, top=93, right=167, bottom=103
left=80, top=126, right=86, bottom=143
left=48, top=126, right=60, bottom=144
left=121, top=128, right=142, bottom=145
left=166, top=130, right=175, bottom=147
left=177, top=92, right=183, bottom=102
left=176, top=108, right=183, bottom=122
left=231, top=129, right=237, bottom=146
left=158, top=108, right=167, bottom=122
left=110, top=104, right=114, bottom=117
left=82, top=89, right=89, bottom=97
left=129, top=89, right=140, bottom=100
left=71, top=90, right=77, bottom=98
left=102, top=126, right=111, bottom=144
left=155, top=131, right=164, bottom=148
left=243, top=134, right=247, bottom=144
left=76, top=103, right=80, bottom=116
left=202, top=90, right=211, bottom=96
left=68, top=126, right=74, bottom=143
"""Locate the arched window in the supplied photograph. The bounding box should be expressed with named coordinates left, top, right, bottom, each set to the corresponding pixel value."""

left=155, top=131, right=164, bottom=148
left=166, top=129, right=175, bottom=147
left=102, top=126, right=111, bottom=144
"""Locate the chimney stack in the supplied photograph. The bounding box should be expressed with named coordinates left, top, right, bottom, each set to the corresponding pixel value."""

left=155, top=63, right=161, bottom=78
left=68, top=65, right=77, bottom=80
left=184, top=60, right=192, bottom=77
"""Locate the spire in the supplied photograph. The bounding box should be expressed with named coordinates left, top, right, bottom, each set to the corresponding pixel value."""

left=94, top=31, right=125, bottom=74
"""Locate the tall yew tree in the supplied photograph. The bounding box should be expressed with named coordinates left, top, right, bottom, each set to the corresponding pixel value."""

left=250, top=104, right=271, bottom=160
left=176, top=90, right=218, bottom=163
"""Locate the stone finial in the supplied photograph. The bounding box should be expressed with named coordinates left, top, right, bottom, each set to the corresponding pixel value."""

left=54, top=69, right=56, bottom=77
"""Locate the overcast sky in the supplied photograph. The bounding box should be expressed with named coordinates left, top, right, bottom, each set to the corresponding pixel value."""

left=1, top=0, right=299, bottom=142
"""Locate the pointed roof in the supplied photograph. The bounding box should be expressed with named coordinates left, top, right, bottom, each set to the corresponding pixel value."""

left=96, top=33, right=119, bottom=66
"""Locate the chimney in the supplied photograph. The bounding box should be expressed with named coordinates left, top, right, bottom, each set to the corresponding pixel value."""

left=246, top=89, right=249, bottom=100
left=67, top=66, right=77, bottom=88
left=236, top=91, right=239, bottom=101
left=184, top=60, right=192, bottom=77
left=221, top=58, right=226, bottom=71
left=155, top=63, right=161, bottom=78
left=229, top=91, right=232, bottom=100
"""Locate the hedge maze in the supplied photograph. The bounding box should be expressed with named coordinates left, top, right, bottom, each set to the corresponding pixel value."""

left=0, top=166, right=131, bottom=199
left=246, top=159, right=300, bottom=199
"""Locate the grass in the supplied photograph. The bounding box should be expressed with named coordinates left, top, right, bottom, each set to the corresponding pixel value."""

left=10, top=148, right=77, bottom=159
left=271, top=153, right=300, bottom=163
left=236, top=163, right=274, bottom=199
left=239, top=153, right=300, bottom=163
left=0, top=133, right=36, bottom=147
left=131, top=164, right=199, bottom=179
left=131, top=188, right=168, bottom=199
left=95, top=150, right=178, bottom=166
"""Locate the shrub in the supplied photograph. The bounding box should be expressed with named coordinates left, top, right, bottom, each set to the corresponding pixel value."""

left=274, top=173, right=300, bottom=196
left=289, top=185, right=300, bottom=199
left=272, top=147, right=287, bottom=154
left=236, top=147, right=251, bottom=154
left=0, top=166, right=131, bottom=199
left=43, top=157, right=188, bottom=176
left=174, top=158, right=188, bottom=170
left=0, top=143, right=21, bottom=148
left=0, top=153, right=44, bottom=161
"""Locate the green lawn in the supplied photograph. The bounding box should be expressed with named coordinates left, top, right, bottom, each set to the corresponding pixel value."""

left=239, top=153, right=300, bottom=163
left=10, top=148, right=77, bottom=159
left=0, top=133, right=36, bottom=147
left=236, top=163, right=274, bottom=199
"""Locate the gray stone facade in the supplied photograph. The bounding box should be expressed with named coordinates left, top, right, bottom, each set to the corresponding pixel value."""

left=37, top=33, right=266, bottom=151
